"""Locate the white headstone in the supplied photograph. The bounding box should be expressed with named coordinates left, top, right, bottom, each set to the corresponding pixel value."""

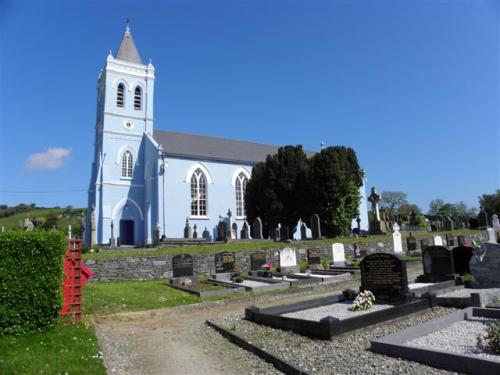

left=331, top=243, right=346, bottom=266
left=392, top=223, right=403, bottom=253
left=293, top=219, right=302, bottom=241
left=492, top=214, right=500, bottom=229
left=433, top=235, right=444, bottom=246
left=279, top=247, right=297, bottom=268
left=487, top=228, right=496, bottom=243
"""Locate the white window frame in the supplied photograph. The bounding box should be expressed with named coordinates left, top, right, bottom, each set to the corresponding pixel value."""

left=121, top=151, right=133, bottom=179
left=190, top=168, right=208, bottom=217
left=235, top=172, right=248, bottom=218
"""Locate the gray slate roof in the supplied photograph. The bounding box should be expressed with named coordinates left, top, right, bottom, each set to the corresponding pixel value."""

left=116, top=28, right=143, bottom=64
left=153, top=129, right=314, bottom=164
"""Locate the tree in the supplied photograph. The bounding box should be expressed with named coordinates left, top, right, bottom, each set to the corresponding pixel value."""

left=428, top=199, right=445, bottom=215
left=380, top=191, right=408, bottom=216
left=479, top=190, right=500, bottom=217
left=245, top=145, right=309, bottom=232
left=398, top=203, right=421, bottom=220
left=307, top=146, right=364, bottom=237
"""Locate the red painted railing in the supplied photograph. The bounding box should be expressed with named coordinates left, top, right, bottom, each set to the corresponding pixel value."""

left=60, top=239, right=93, bottom=321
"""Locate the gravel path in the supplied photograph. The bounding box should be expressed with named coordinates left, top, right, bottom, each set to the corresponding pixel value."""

left=282, top=301, right=393, bottom=321
left=211, top=308, right=462, bottom=374
left=406, top=317, right=500, bottom=362
left=437, top=288, right=500, bottom=298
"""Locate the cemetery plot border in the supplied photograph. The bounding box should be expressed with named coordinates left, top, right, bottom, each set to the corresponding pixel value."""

left=328, top=265, right=360, bottom=274
left=370, top=307, right=500, bottom=375
left=209, top=276, right=290, bottom=294
left=245, top=294, right=433, bottom=340
left=434, top=288, right=500, bottom=309
left=169, top=276, right=245, bottom=298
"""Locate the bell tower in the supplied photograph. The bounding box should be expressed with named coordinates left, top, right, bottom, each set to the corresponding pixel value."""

left=86, top=25, right=155, bottom=246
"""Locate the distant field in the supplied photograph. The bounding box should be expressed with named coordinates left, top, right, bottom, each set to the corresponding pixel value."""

left=0, top=208, right=85, bottom=231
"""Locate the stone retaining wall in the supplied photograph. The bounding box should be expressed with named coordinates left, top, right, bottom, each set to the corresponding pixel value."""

left=85, top=233, right=485, bottom=281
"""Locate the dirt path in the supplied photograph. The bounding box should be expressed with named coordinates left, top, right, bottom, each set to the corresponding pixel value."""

left=93, top=266, right=423, bottom=375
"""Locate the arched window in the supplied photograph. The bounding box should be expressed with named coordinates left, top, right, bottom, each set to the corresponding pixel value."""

left=191, top=169, right=207, bottom=216
left=117, top=83, right=125, bottom=108
left=121, top=151, right=133, bottom=178
left=235, top=172, right=248, bottom=217
left=134, top=86, right=142, bottom=110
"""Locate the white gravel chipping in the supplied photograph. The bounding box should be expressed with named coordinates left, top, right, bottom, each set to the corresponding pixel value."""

left=233, top=280, right=271, bottom=287
left=408, top=283, right=434, bottom=291
left=294, top=273, right=335, bottom=278
left=406, top=317, right=500, bottom=362
left=282, top=301, right=393, bottom=321
left=437, top=288, right=500, bottom=298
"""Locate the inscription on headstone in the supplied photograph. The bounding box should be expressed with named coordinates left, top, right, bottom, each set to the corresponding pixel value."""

left=279, top=247, right=297, bottom=270
left=172, top=254, right=194, bottom=278
left=307, top=248, right=321, bottom=265
left=215, top=251, right=235, bottom=273
left=251, top=252, right=267, bottom=270
left=360, top=253, right=408, bottom=302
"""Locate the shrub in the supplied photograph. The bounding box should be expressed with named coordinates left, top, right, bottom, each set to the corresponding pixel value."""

left=478, top=322, right=500, bottom=355
left=0, top=231, right=67, bottom=335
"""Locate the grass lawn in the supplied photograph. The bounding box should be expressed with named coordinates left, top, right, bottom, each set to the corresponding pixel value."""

left=0, top=320, right=106, bottom=375
left=0, top=208, right=84, bottom=231
left=83, top=229, right=481, bottom=261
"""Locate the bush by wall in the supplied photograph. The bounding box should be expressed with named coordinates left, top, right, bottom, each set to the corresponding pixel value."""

left=0, top=231, right=67, bottom=335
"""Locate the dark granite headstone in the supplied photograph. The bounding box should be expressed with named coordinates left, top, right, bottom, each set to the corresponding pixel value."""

left=215, top=251, right=235, bottom=273
left=193, top=224, right=198, bottom=239
left=250, top=252, right=267, bottom=271
left=451, top=246, right=473, bottom=275
left=183, top=218, right=192, bottom=239
left=279, top=226, right=289, bottom=241
left=172, top=254, right=194, bottom=278
left=420, top=238, right=429, bottom=252
left=300, top=222, right=307, bottom=240
left=360, top=253, right=409, bottom=302
left=252, top=217, right=263, bottom=240
left=445, top=233, right=455, bottom=247
left=478, top=209, right=488, bottom=229
left=470, top=243, right=500, bottom=287
left=307, top=248, right=321, bottom=266
left=217, top=220, right=227, bottom=241
left=357, top=242, right=369, bottom=257
left=311, top=214, right=321, bottom=239
left=269, top=229, right=276, bottom=241
left=407, top=234, right=417, bottom=251
left=421, top=246, right=454, bottom=282
left=202, top=227, right=210, bottom=240
left=457, top=235, right=466, bottom=246
left=240, top=221, right=250, bottom=239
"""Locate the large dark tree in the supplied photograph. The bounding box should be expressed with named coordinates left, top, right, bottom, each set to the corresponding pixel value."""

left=307, top=147, right=364, bottom=237
left=479, top=190, right=500, bottom=218
left=245, top=146, right=309, bottom=233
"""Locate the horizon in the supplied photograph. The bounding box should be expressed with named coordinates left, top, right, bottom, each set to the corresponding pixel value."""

left=0, top=0, right=499, bottom=212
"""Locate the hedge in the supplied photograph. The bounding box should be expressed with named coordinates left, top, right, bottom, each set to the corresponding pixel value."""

left=0, top=231, right=67, bottom=335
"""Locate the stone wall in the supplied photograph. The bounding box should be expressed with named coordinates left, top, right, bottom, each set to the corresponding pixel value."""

left=85, top=233, right=486, bottom=281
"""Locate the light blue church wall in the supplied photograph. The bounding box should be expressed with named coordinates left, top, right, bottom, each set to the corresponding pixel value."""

left=158, top=156, right=253, bottom=239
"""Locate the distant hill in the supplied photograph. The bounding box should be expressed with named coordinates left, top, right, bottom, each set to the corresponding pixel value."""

left=0, top=206, right=85, bottom=233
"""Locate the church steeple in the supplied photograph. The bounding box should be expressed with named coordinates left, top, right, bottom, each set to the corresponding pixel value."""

left=116, top=23, right=143, bottom=64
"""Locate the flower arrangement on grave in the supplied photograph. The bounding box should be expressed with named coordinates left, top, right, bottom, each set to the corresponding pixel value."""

left=182, top=279, right=193, bottom=288
left=477, top=321, right=500, bottom=354
left=350, top=290, right=375, bottom=311
left=261, top=262, right=273, bottom=270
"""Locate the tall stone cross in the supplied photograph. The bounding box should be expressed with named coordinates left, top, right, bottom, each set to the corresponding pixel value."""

left=368, top=186, right=381, bottom=221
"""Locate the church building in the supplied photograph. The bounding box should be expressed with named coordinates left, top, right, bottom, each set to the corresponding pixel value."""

left=86, top=26, right=368, bottom=246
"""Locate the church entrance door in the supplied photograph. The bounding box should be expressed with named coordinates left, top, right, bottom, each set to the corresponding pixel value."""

left=120, top=220, right=134, bottom=245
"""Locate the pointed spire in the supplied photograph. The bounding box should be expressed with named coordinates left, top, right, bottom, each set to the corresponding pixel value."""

left=116, top=21, right=143, bottom=64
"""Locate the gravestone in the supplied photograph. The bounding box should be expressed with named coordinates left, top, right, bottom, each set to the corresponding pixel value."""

left=183, top=218, right=192, bottom=239
left=215, top=251, right=235, bottom=273
left=252, top=217, right=263, bottom=239
left=250, top=252, right=267, bottom=271
left=331, top=243, right=346, bottom=267
left=451, top=246, right=473, bottom=275
left=487, top=228, right=496, bottom=243
left=392, top=223, right=403, bottom=253
left=445, top=233, right=455, bottom=247
left=433, top=235, right=444, bottom=246
left=193, top=224, right=198, bottom=239
left=292, top=219, right=302, bottom=241
left=202, top=227, right=211, bottom=240
left=240, top=221, right=251, bottom=239
left=492, top=214, right=500, bottom=229
left=311, top=214, right=321, bottom=239
left=358, top=242, right=369, bottom=257
left=23, top=218, right=34, bottom=231
left=300, top=222, right=308, bottom=240
left=420, top=246, right=454, bottom=282
left=406, top=233, right=417, bottom=251
left=307, top=248, right=321, bottom=267
left=172, top=254, right=194, bottom=278
left=457, top=235, right=466, bottom=246
left=217, top=218, right=227, bottom=241
left=268, top=228, right=276, bottom=241
left=477, top=208, right=488, bottom=229
left=227, top=209, right=236, bottom=239
left=280, top=226, right=289, bottom=242
left=470, top=243, right=500, bottom=287
left=279, top=247, right=298, bottom=273
left=360, top=253, right=409, bottom=303
left=231, top=223, right=238, bottom=239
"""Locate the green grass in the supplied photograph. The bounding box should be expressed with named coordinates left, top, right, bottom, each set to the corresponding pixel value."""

left=0, top=208, right=84, bottom=231
left=83, top=229, right=480, bottom=261
left=84, top=279, right=201, bottom=315
left=0, top=320, right=106, bottom=375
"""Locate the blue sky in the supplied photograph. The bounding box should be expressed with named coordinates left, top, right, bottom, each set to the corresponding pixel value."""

left=0, top=0, right=499, bottom=212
